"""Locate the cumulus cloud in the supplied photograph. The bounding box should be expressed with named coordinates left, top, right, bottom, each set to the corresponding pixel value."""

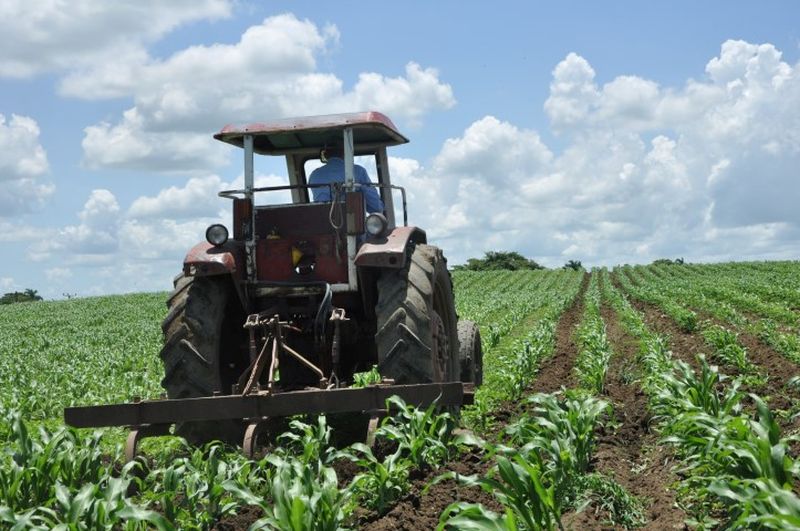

left=403, top=40, right=800, bottom=266
left=0, top=114, right=54, bottom=216
left=0, top=0, right=231, bottom=80
left=28, top=189, right=119, bottom=262
left=77, top=14, right=455, bottom=172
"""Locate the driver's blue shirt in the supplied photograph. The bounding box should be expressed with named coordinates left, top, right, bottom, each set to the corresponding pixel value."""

left=308, top=158, right=384, bottom=213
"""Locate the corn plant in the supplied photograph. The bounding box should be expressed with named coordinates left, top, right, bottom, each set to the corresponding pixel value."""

left=574, top=320, right=612, bottom=394
left=437, top=450, right=562, bottom=531
left=0, top=416, right=112, bottom=511
left=377, top=396, right=479, bottom=469
left=351, top=365, right=381, bottom=387
left=654, top=356, right=743, bottom=421
left=224, top=453, right=350, bottom=531
left=708, top=478, right=800, bottom=529
left=337, top=442, right=409, bottom=515
left=275, top=416, right=336, bottom=469
left=506, top=393, right=610, bottom=480
left=142, top=442, right=254, bottom=530
left=702, top=324, right=755, bottom=374
left=437, top=503, right=518, bottom=530
left=0, top=479, right=171, bottom=531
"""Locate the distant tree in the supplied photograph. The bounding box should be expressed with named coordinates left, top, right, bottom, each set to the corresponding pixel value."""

left=563, top=260, right=583, bottom=271
left=455, top=251, right=544, bottom=271
left=0, top=289, right=43, bottom=304
left=652, top=258, right=685, bottom=266
left=24, top=288, right=42, bottom=301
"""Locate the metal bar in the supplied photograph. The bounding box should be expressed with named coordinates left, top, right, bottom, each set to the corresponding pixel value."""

left=343, top=128, right=354, bottom=188
left=64, top=383, right=465, bottom=429
left=244, top=134, right=256, bottom=281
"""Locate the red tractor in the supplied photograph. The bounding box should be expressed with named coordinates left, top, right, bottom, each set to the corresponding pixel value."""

left=66, top=112, right=482, bottom=455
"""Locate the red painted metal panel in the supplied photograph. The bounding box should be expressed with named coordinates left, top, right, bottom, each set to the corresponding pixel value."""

left=214, top=111, right=408, bottom=152
left=183, top=241, right=243, bottom=277
left=256, top=236, right=348, bottom=283
left=355, top=226, right=427, bottom=268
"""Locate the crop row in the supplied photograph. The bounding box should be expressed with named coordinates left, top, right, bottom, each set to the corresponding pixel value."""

left=618, top=265, right=800, bottom=365
left=601, top=269, right=800, bottom=527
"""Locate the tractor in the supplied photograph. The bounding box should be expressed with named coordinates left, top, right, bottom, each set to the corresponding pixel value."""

left=65, top=111, right=482, bottom=456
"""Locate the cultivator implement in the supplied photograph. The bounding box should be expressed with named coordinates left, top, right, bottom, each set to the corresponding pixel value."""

left=65, top=311, right=473, bottom=459
left=65, top=381, right=472, bottom=460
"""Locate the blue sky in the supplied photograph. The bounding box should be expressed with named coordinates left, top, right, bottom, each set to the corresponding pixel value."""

left=1, top=1, right=799, bottom=298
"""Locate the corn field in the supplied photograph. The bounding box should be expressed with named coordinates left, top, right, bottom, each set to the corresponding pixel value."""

left=1, top=262, right=800, bottom=529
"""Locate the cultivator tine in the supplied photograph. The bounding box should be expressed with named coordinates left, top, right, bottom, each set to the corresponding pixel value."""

left=242, top=418, right=269, bottom=458
left=125, top=424, right=170, bottom=462
left=365, top=409, right=386, bottom=448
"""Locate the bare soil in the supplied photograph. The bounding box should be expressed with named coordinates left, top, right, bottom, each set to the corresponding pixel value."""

left=359, top=450, right=501, bottom=530
left=592, top=302, right=688, bottom=530
left=527, top=272, right=589, bottom=394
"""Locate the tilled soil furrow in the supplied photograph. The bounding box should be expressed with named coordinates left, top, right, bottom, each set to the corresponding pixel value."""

left=358, top=450, right=500, bottom=531
left=594, top=303, right=687, bottom=530
left=611, top=275, right=703, bottom=372
left=528, top=272, right=589, bottom=394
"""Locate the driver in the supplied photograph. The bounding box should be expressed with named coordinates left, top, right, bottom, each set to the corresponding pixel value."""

left=308, top=146, right=384, bottom=213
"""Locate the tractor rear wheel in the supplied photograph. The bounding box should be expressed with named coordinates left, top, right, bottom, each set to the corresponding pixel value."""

left=160, top=273, right=247, bottom=445
left=375, top=244, right=459, bottom=384
left=457, top=320, right=483, bottom=385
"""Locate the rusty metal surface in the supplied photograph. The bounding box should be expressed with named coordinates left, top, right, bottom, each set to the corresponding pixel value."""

left=183, top=241, right=242, bottom=277
left=64, top=382, right=465, bottom=429
left=355, top=226, right=427, bottom=268
left=214, top=112, right=409, bottom=154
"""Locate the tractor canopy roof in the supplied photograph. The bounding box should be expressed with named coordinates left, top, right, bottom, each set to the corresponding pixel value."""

left=214, top=111, right=409, bottom=155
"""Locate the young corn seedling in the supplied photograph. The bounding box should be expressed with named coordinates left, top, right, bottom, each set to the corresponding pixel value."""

left=143, top=442, right=251, bottom=530
left=506, top=393, right=610, bottom=478
left=436, top=450, right=562, bottom=531
left=337, top=442, right=410, bottom=515
left=0, top=415, right=112, bottom=512
left=351, top=365, right=382, bottom=387
left=377, top=396, right=479, bottom=469
left=702, top=324, right=755, bottom=374
left=3, top=479, right=171, bottom=531
left=275, top=415, right=337, bottom=470
left=224, top=453, right=350, bottom=531
left=575, top=319, right=612, bottom=394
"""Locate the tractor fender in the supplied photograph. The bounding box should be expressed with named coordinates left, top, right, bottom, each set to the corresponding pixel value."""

left=183, top=241, right=243, bottom=278
left=355, top=226, right=427, bottom=268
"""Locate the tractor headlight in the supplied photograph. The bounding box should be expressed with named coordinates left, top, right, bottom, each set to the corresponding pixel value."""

left=365, top=213, right=388, bottom=237
left=206, top=224, right=229, bottom=246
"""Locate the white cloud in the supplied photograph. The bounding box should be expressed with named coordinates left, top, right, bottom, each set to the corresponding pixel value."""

left=0, top=0, right=231, bottom=80
left=0, top=221, right=47, bottom=242
left=29, top=189, right=120, bottom=261
left=77, top=14, right=455, bottom=172
left=400, top=40, right=800, bottom=267
left=0, top=114, right=54, bottom=216
left=128, top=175, right=226, bottom=219
left=45, top=268, right=73, bottom=282
left=0, top=277, right=16, bottom=291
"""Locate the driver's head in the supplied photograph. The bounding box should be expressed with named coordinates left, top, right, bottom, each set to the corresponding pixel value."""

left=321, top=144, right=343, bottom=161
